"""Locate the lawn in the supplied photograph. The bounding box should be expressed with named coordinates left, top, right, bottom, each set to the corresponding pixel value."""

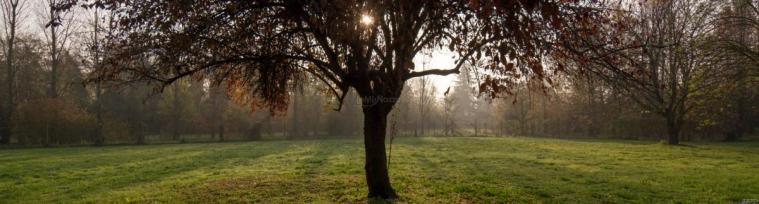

left=1, top=137, right=758, bottom=203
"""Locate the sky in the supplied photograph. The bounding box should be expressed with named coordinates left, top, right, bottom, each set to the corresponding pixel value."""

left=412, top=50, right=459, bottom=96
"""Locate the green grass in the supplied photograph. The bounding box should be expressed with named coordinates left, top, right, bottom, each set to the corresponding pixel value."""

left=1, top=137, right=758, bottom=203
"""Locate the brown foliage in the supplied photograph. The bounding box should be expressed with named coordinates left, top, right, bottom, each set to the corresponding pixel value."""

left=12, top=98, right=94, bottom=145
left=56, top=0, right=601, bottom=110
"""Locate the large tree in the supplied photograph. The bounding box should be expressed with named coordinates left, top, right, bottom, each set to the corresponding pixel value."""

left=63, top=0, right=597, bottom=199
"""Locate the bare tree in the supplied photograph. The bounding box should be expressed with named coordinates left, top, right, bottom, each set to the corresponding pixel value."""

left=414, top=75, right=435, bottom=136
left=81, top=6, right=109, bottom=145
left=208, top=84, right=224, bottom=141
left=562, top=0, right=722, bottom=144
left=41, top=0, right=76, bottom=99
left=0, top=0, right=26, bottom=144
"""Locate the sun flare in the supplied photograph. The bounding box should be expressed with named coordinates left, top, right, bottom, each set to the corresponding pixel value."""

left=360, top=14, right=373, bottom=25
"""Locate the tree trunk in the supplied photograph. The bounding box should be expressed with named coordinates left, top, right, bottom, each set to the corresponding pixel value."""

left=248, top=122, right=262, bottom=141
left=218, top=123, right=224, bottom=142
left=49, top=9, right=59, bottom=99
left=0, top=120, right=9, bottom=144
left=665, top=113, right=680, bottom=145
left=1, top=0, right=21, bottom=145
left=90, top=8, right=104, bottom=146
left=94, top=82, right=104, bottom=146
left=1, top=27, right=14, bottom=145
left=362, top=102, right=397, bottom=199
left=290, top=91, right=300, bottom=139
left=136, top=123, right=145, bottom=145
left=172, top=83, right=180, bottom=141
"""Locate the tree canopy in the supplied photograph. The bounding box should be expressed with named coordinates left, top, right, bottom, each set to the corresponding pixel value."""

left=61, top=0, right=599, bottom=111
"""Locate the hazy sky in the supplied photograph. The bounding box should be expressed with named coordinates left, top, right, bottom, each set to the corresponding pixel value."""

left=412, top=50, right=458, bottom=96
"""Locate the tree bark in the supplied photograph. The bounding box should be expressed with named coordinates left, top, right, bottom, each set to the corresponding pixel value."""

left=361, top=100, right=397, bottom=199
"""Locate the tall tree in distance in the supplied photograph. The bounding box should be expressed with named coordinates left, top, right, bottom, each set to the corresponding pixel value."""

left=42, top=0, right=76, bottom=99
left=209, top=83, right=228, bottom=141
left=717, top=0, right=757, bottom=141
left=415, top=75, right=435, bottom=137
left=61, top=0, right=599, bottom=199
left=451, top=67, right=476, bottom=135
left=442, top=85, right=456, bottom=136
left=81, top=6, right=109, bottom=145
left=171, top=81, right=181, bottom=141
left=560, top=0, right=722, bottom=145
left=0, top=0, right=26, bottom=144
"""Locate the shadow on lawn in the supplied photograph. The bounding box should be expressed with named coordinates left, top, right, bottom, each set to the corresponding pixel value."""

left=1, top=142, right=298, bottom=203
left=555, top=138, right=659, bottom=146
left=87, top=138, right=759, bottom=203
left=178, top=141, right=369, bottom=203
left=448, top=141, right=758, bottom=203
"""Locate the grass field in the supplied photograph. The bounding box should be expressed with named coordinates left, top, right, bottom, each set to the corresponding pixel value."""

left=1, top=137, right=758, bottom=203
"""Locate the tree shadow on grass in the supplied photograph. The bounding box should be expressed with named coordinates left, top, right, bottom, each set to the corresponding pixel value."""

left=179, top=174, right=366, bottom=203
left=178, top=140, right=369, bottom=203
left=445, top=142, right=757, bottom=203
left=1, top=141, right=299, bottom=203
left=168, top=138, right=759, bottom=203
left=365, top=137, right=759, bottom=203
left=396, top=145, right=662, bottom=203
left=559, top=138, right=659, bottom=146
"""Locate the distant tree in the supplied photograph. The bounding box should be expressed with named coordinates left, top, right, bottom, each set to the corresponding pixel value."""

left=79, top=7, right=112, bottom=145
left=560, top=0, right=722, bottom=145
left=13, top=98, right=94, bottom=145
left=414, top=75, right=436, bottom=136
left=289, top=84, right=304, bottom=139
left=170, top=82, right=181, bottom=141
left=208, top=84, right=228, bottom=141
left=13, top=36, right=46, bottom=101
left=442, top=86, right=456, bottom=136
left=713, top=0, right=759, bottom=141
left=0, top=0, right=26, bottom=144
left=42, top=0, right=76, bottom=99
left=62, top=0, right=598, bottom=199
left=451, top=68, right=476, bottom=135
left=37, top=0, right=78, bottom=145
left=110, top=83, right=157, bottom=144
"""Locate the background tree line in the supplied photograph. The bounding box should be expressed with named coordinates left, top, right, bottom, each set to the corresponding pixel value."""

left=0, top=0, right=757, bottom=146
